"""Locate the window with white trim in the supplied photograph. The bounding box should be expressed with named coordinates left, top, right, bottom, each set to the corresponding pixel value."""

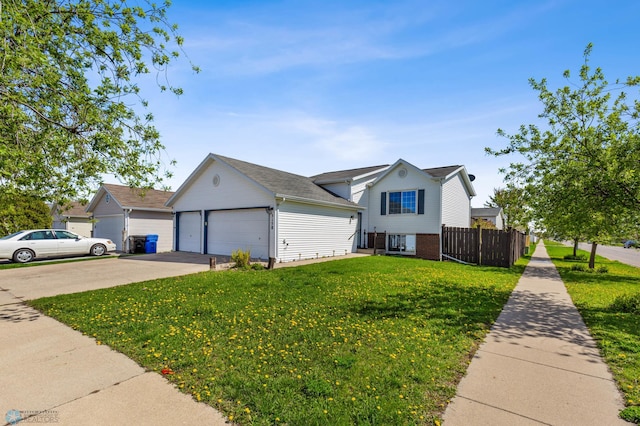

left=387, top=234, right=416, bottom=254
left=388, top=190, right=416, bottom=214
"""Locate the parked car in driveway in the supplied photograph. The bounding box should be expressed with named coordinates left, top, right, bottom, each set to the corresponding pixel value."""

left=623, top=240, right=638, bottom=249
left=0, top=229, right=117, bottom=263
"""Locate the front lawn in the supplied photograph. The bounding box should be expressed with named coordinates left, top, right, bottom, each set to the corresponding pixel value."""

left=545, top=241, right=640, bottom=424
left=30, top=255, right=528, bottom=425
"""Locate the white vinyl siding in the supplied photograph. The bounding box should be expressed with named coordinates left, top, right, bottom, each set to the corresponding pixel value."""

left=207, top=210, right=269, bottom=260
left=171, top=159, right=273, bottom=212
left=177, top=212, right=201, bottom=252
left=318, top=182, right=351, bottom=200
left=129, top=211, right=174, bottom=252
left=441, top=174, right=471, bottom=228
left=277, top=202, right=357, bottom=262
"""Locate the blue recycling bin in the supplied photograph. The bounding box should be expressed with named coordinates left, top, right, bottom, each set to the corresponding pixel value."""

left=145, top=234, right=158, bottom=253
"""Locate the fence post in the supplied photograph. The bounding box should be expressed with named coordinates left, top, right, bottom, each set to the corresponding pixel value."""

left=476, top=224, right=482, bottom=266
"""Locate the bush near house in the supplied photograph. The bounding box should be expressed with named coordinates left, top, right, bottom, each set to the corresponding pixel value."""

left=545, top=241, right=640, bottom=423
left=30, top=255, right=531, bottom=425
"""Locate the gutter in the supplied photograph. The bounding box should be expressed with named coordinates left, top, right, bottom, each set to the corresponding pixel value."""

left=274, top=194, right=363, bottom=210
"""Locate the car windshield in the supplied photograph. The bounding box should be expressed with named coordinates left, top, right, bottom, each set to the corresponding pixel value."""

left=1, top=231, right=25, bottom=240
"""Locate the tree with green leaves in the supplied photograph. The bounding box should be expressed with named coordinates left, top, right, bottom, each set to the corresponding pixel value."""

left=0, top=0, right=198, bottom=206
left=487, top=44, right=640, bottom=268
left=0, top=193, right=52, bottom=235
left=485, top=187, right=530, bottom=230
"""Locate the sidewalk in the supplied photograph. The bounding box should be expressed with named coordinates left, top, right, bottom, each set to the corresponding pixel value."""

left=443, top=242, right=630, bottom=425
left=0, top=287, right=228, bottom=425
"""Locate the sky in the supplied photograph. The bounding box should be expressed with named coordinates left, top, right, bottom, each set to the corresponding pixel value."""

left=124, top=0, right=640, bottom=206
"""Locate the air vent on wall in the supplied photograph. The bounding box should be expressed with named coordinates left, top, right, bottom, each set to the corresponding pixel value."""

left=212, top=174, right=221, bottom=187
left=398, top=168, right=408, bottom=178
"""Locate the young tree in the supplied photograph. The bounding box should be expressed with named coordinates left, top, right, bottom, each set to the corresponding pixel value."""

left=487, top=44, right=640, bottom=268
left=0, top=0, right=198, bottom=205
left=485, top=187, right=530, bottom=230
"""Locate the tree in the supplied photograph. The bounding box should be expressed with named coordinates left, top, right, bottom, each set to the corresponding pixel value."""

left=0, top=193, right=52, bottom=235
left=0, top=0, right=198, bottom=205
left=485, top=187, right=530, bottom=230
left=487, top=44, right=640, bottom=268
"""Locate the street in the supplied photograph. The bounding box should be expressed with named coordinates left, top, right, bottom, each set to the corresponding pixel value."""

left=575, top=242, right=640, bottom=268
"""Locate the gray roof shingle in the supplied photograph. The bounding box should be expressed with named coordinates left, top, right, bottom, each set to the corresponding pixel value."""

left=310, top=165, right=389, bottom=183
left=102, top=183, right=174, bottom=211
left=423, top=165, right=462, bottom=178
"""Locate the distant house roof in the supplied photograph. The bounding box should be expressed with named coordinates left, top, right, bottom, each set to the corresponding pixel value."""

left=167, top=154, right=361, bottom=210
left=51, top=201, right=91, bottom=218
left=87, top=183, right=174, bottom=213
left=471, top=207, right=503, bottom=217
left=310, top=165, right=389, bottom=184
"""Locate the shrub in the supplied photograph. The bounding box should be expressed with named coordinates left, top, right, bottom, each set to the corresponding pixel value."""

left=251, top=263, right=265, bottom=270
left=596, top=265, right=609, bottom=274
left=231, top=249, right=251, bottom=269
left=570, top=264, right=586, bottom=272
left=610, top=293, right=640, bottom=315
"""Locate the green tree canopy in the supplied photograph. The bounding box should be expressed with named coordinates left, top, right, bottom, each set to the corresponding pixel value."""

left=0, top=193, right=52, bottom=235
left=484, top=187, right=530, bottom=230
left=0, top=0, right=197, bottom=205
left=488, top=44, right=640, bottom=267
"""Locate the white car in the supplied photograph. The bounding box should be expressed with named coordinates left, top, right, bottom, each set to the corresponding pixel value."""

left=0, top=229, right=117, bottom=263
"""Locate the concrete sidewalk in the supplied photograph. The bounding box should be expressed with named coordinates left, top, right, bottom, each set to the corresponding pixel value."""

left=443, top=242, right=630, bottom=425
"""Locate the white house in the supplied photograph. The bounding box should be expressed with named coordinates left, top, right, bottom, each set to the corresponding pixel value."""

left=471, top=207, right=505, bottom=230
left=86, top=184, right=174, bottom=252
left=51, top=201, right=93, bottom=237
left=168, top=154, right=476, bottom=263
left=365, top=159, right=476, bottom=260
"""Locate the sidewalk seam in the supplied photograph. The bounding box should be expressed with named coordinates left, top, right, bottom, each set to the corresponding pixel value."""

left=454, top=395, right=553, bottom=425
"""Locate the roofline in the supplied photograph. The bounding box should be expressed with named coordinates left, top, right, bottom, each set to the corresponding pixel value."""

left=86, top=186, right=122, bottom=213
left=275, top=194, right=363, bottom=211
left=367, top=159, right=432, bottom=187
left=313, top=165, right=390, bottom=185
left=120, top=206, right=173, bottom=213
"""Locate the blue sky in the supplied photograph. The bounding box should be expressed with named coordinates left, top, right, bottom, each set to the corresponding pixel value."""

left=133, top=0, right=640, bottom=205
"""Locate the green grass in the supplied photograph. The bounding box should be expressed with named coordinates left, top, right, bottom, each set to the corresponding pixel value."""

left=545, top=241, right=640, bottom=423
left=29, top=255, right=530, bottom=425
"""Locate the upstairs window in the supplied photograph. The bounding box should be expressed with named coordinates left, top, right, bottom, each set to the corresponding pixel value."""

left=388, top=190, right=416, bottom=214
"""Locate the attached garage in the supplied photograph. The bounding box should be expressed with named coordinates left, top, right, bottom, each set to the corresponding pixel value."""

left=177, top=211, right=201, bottom=253
left=93, top=216, right=124, bottom=250
left=206, top=209, right=269, bottom=260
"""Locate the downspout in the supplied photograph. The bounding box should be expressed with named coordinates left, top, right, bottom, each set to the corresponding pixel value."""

left=438, top=180, right=444, bottom=261
left=124, top=209, right=132, bottom=253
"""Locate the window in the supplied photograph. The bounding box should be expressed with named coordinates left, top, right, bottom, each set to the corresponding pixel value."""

left=55, top=230, right=79, bottom=239
left=21, top=231, right=55, bottom=240
left=387, top=234, right=416, bottom=254
left=388, top=190, right=416, bottom=214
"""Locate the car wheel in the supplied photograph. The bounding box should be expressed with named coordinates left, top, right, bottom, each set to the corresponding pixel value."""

left=13, top=249, right=35, bottom=263
left=90, top=244, right=107, bottom=256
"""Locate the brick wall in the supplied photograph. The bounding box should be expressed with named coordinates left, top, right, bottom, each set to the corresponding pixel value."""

left=416, top=233, right=440, bottom=260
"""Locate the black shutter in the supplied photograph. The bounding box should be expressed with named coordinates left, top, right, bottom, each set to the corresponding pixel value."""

left=418, top=189, right=425, bottom=215
left=380, top=192, right=387, bottom=215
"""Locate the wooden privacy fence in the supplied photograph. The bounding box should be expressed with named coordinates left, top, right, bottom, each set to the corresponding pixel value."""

left=442, top=225, right=527, bottom=268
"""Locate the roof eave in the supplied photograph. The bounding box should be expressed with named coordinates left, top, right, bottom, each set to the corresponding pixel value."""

left=275, top=194, right=363, bottom=210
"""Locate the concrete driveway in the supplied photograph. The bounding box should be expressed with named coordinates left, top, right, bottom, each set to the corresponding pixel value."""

left=1, top=252, right=213, bottom=300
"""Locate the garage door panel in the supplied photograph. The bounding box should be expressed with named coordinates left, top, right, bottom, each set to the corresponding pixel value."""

left=93, top=216, right=123, bottom=250
left=178, top=212, right=201, bottom=253
left=207, top=210, right=268, bottom=260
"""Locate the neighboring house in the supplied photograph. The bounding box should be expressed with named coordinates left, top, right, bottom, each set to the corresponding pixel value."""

left=51, top=201, right=93, bottom=237
left=86, top=184, right=174, bottom=252
left=366, top=159, right=476, bottom=260
left=166, top=154, right=363, bottom=262
left=167, top=154, right=476, bottom=263
left=471, top=207, right=505, bottom=230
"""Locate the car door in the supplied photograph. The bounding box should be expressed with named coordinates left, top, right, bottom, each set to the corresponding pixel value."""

left=19, top=230, right=58, bottom=257
left=54, top=230, right=90, bottom=256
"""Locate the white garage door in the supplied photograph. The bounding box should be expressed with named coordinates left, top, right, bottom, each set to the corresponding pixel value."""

left=207, top=210, right=269, bottom=260
left=178, top=212, right=201, bottom=253
left=94, top=216, right=124, bottom=250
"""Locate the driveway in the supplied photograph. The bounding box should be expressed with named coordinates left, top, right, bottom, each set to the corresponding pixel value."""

left=575, top=242, right=640, bottom=268
left=0, top=252, right=212, bottom=300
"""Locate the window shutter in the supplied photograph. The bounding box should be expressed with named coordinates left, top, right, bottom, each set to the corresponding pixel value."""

left=380, top=192, right=387, bottom=215
left=418, top=189, right=425, bottom=215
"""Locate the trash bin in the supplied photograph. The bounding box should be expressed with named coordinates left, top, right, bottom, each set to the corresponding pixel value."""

left=129, top=235, right=146, bottom=254
left=145, top=234, right=158, bottom=254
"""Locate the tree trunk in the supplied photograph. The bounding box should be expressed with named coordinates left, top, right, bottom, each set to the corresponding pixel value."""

left=589, top=242, right=598, bottom=269
left=573, top=238, right=579, bottom=257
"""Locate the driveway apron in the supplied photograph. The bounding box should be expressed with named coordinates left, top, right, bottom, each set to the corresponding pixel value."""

left=0, top=253, right=228, bottom=425
left=443, top=243, right=629, bottom=425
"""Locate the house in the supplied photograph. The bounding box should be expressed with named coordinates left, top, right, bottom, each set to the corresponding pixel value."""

left=365, top=159, right=476, bottom=260
left=471, top=207, right=505, bottom=230
left=168, top=154, right=476, bottom=263
left=86, top=184, right=174, bottom=252
left=51, top=201, right=93, bottom=237
left=166, top=154, right=363, bottom=262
